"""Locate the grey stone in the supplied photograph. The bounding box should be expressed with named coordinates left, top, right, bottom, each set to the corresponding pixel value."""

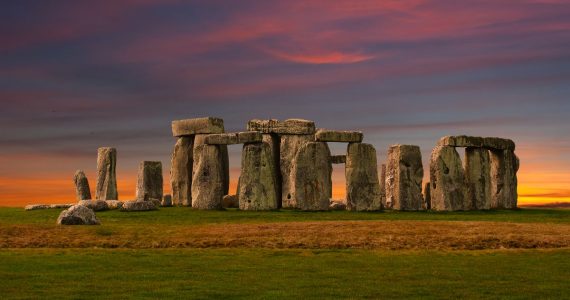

left=464, top=148, right=491, bottom=210
left=57, top=205, right=100, bottom=225
left=385, top=145, right=424, bottom=211
left=263, top=133, right=282, bottom=207
left=78, top=199, right=109, bottom=211
left=438, top=136, right=484, bottom=148
left=204, top=132, right=263, bottom=145
left=345, top=143, right=382, bottom=211
left=194, top=134, right=229, bottom=196
left=135, top=161, right=163, bottom=201
left=222, top=194, right=239, bottom=208
left=247, top=119, right=316, bottom=135
left=95, top=147, right=118, bottom=200
left=429, top=146, right=468, bottom=211
left=73, top=170, right=91, bottom=201
left=329, top=200, right=347, bottom=210
left=161, top=195, right=172, bottom=207
left=290, top=142, right=332, bottom=210
left=483, top=137, right=516, bottom=151
left=238, top=142, right=278, bottom=210
left=105, top=200, right=123, bottom=210
left=315, top=129, right=363, bottom=143
left=330, top=155, right=346, bottom=164
left=171, top=136, right=193, bottom=206
left=171, top=117, right=224, bottom=137
left=490, top=150, right=519, bottom=209
left=280, top=134, right=314, bottom=207
left=192, top=144, right=224, bottom=210
left=120, top=200, right=158, bottom=212
left=50, top=204, right=73, bottom=209
left=25, top=204, right=51, bottom=210
left=423, top=182, right=431, bottom=210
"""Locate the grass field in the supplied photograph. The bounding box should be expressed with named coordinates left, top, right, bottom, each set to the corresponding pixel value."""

left=1, top=207, right=569, bottom=299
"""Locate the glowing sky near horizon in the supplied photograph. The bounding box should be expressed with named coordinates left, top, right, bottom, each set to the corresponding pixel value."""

left=1, top=0, right=570, bottom=206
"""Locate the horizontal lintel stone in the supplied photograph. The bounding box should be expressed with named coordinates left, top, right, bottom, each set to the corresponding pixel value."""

left=204, top=132, right=263, bottom=145
left=438, top=135, right=515, bottom=151
left=247, top=119, right=315, bottom=135
left=330, top=155, right=346, bottom=164
left=172, top=117, right=224, bottom=137
left=315, top=129, right=363, bottom=143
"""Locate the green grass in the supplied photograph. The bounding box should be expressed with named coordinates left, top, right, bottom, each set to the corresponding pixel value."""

left=0, top=248, right=568, bottom=299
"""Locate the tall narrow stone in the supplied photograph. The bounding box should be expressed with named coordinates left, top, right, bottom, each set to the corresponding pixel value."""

left=170, top=136, right=193, bottom=206
left=464, top=147, right=491, bottom=210
left=346, top=143, right=382, bottom=211
left=136, top=161, right=163, bottom=201
left=238, top=142, right=278, bottom=210
left=290, top=142, right=332, bottom=210
left=194, top=134, right=229, bottom=196
left=490, top=149, right=519, bottom=209
left=385, top=145, right=424, bottom=211
left=73, top=170, right=91, bottom=201
left=429, top=146, right=467, bottom=211
left=280, top=134, right=314, bottom=207
left=191, top=144, right=224, bottom=210
left=95, top=147, right=118, bottom=200
left=263, top=133, right=281, bottom=207
left=380, top=164, right=387, bottom=209
left=423, top=182, right=431, bottom=210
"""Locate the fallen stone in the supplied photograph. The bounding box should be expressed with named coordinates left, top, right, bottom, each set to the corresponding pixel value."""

left=57, top=205, right=100, bottom=225
left=120, top=200, right=158, bottom=212
left=330, top=155, right=346, bottom=164
left=25, top=204, right=51, bottom=211
left=290, top=142, right=332, bottom=210
left=329, top=200, right=347, bottom=210
left=423, top=182, right=431, bottom=210
left=490, top=149, right=519, bottom=209
left=73, top=170, right=92, bottom=201
left=238, top=142, right=278, bottom=210
left=222, top=194, right=239, bottom=208
left=105, top=200, right=123, bottom=210
left=438, top=136, right=484, bottom=148
left=247, top=119, right=316, bottom=135
left=385, top=145, right=424, bottom=211
left=429, top=146, right=468, bottom=211
left=50, top=204, right=73, bottom=209
left=280, top=134, right=314, bottom=207
left=171, top=136, right=193, bottom=206
left=263, top=133, right=282, bottom=207
left=162, top=195, right=172, bottom=207
left=192, top=144, right=224, bottom=210
left=315, top=129, right=363, bottom=143
left=172, top=117, right=224, bottom=137
left=345, top=143, right=382, bottom=211
left=464, top=147, right=491, bottom=210
left=78, top=199, right=109, bottom=211
left=95, top=147, right=118, bottom=200
left=194, top=134, right=229, bottom=196
left=135, top=161, right=163, bottom=201
left=483, top=137, right=516, bottom=151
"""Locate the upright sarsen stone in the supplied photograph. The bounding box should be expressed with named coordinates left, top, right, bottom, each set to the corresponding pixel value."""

left=290, top=142, right=332, bottom=210
left=238, top=142, right=278, bottom=210
left=171, top=136, right=193, bottom=206
left=429, top=146, right=467, bottom=211
left=95, top=147, right=118, bottom=200
left=423, top=182, right=431, bottom=210
left=194, top=134, right=229, bottom=196
left=136, top=161, right=163, bottom=201
left=490, top=149, right=519, bottom=209
left=262, top=133, right=281, bottom=206
left=191, top=144, right=224, bottom=210
left=385, top=145, right=424, bottom=211
left=345, top=143, right=382, bottom=211
left=464, top=147, right=491, bottom=210
left=73, top=170, right=91, bottom=201
left=280, top=134, right=314, bottom=207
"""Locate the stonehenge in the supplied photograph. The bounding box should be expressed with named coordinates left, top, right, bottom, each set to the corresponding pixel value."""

left=385, top=145, right=424, bottom=211
left=290, top=142, right=332, bottom=210
left=170, top=136, right=193, bottom=206
left=238, top=142, right=278, bottom=210
left=346, top=143, right=382, bottom=211
left=135, top=161, right=163, bottom=201
left=73, top=170, right=91, bottom=201
left=95, top=147, right=118, bottom=200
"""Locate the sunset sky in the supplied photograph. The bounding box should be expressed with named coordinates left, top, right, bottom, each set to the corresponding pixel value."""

left=1, top=0, right=569, bottom=206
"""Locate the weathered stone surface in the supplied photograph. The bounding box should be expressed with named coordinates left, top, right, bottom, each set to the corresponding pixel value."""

left=464, top=148, right=491, bottom=210
left=329, top=200, right=347, bottom=210
left=315, top=129, right=363, bottom=143
left=280, top=134, right=314, bottom=207
left=120, top=200, right=158, bottom=212
left=263, top=133, right=281, bottom=207
left=50, top=204, right=73, bottom=209
left=438, top=136, right=484, bottom=148
left=238, top=142, right=278, bottom=210
left=171, top=136, right=193, bottom=206
left=172, top=117, right=224, bottom=137
left=194, top=134, right=229, bottom=196
left=247, top=119, right=316, bottom=135
left=105, top=200, right=123, bottom=210
left=346, top=143, right=382, bottom=211
left=204, top=132, right=263, bottom=145
left=330, top=155, right=346, bottom=164
left=490, top=150, right=519, bottom=209
left=483, top=137, right=516, bottom=151
left=78, top=199, right=109, bottom=211
left=161, top=195, right=172, bottom=207
left=290, top=142, right=332, bottom=210
left=57, top=205, right=100, bottom=225
left=429, top=146, right=468, bottom=211
left=73, top=170, right=91, bottom=201
left=222, top=195, right=238, bottom=208
left=423, top=182, right=431, bottom=210
left=192, top=144, right=224, bottom=210
left=135, top=161, right=163, bottom=201
left=385, top=145, right=424, bottom=211
left=25, top=204, right=51, bottom=210
left=95, top=147, right=118, bottom=200
left=380, top=164, right=387, bottom=209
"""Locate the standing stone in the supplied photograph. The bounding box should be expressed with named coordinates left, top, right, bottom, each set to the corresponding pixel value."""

left=429, top=146, right=467, bottom=211
left=345, top=143, right=382, bottom=211
left=171, top=136, right=193, bottom=206
left=385, top=145, right=424, bottom=211
left=423, top=182, right=431, bottom=210
left=238, top=142, right=278, bottom=210
left=490, top=149, right=519, bottom=209
left=379, top=164, right=387, bottom=209
left=262, top=133, right=282, bottom=207
left=73, top=170, right=91, bottom=201
left=194, top=134, right=229, bottom=196
left=464, top=147, right=491, bottom=210
left=191, top=144, right=224, bottom=210
left=136, top=161, right=163, bottom=201
left=290, top=142, right=332, bottom=210
left=280, top=134, right=314, bottom=207
left=95, top=147, right=118, bottom=200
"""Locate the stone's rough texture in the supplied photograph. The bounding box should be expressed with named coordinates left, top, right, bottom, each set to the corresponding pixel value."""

left=280, top=134, right=314, bottom=207
left=73, top=170, right=91, bottom=201
left=380, top=164, right=387, bottom=209
left=105, top=200, right=123, bottom=210
left=222, top=195, right=239, bottom=208
left=25, top=204, right=51, bottom=210
left=78, top=200, right=109, bottom=211
left=315, top=129, right=363, bottom=143
left=330, top=200, right=347, bottom=210
left=490, top=150, right=519, bottom=209
left=438, top=136, right=484, bottom=148
left=194, top=134, right=229, bottom=196
left=120, top=200, right=158, bottom=212
left=483, top=137, right=516, bottom=151
left=95, top=147, right=118, bottom=200
left=238, top=143, right=279, bottom=210
left=345, top=143, right=382, bottom=211
left=247, top=119, right=316, bottom=135
left=192, top=144, right=224, bottom=210
left=172, top=117, right=224, bottom=137
left=262, top=133, right=282, bottom=207
left=204, top=132, right=263, bottom=145
left=57, top=205, right=100, bottom=225
left=50, top=204, right=73, bottom=209
left=290, top=142, right=332, bottom=210
left=385, top=145, right=424, bottom=211
left=464, top=148, right=491, bottom=210
left=429, top=146, right=468, bottom=211
left=330, top=155, right=346, bottom=164
left=135, top=161, right=163, bottom=201
left=423, top=183, right=431, bottom=210
left=161, top=195, right=172, bottom=207
left=170, top=136, right=194, bottom=207
left=238, top=131, right=263, bottom=144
